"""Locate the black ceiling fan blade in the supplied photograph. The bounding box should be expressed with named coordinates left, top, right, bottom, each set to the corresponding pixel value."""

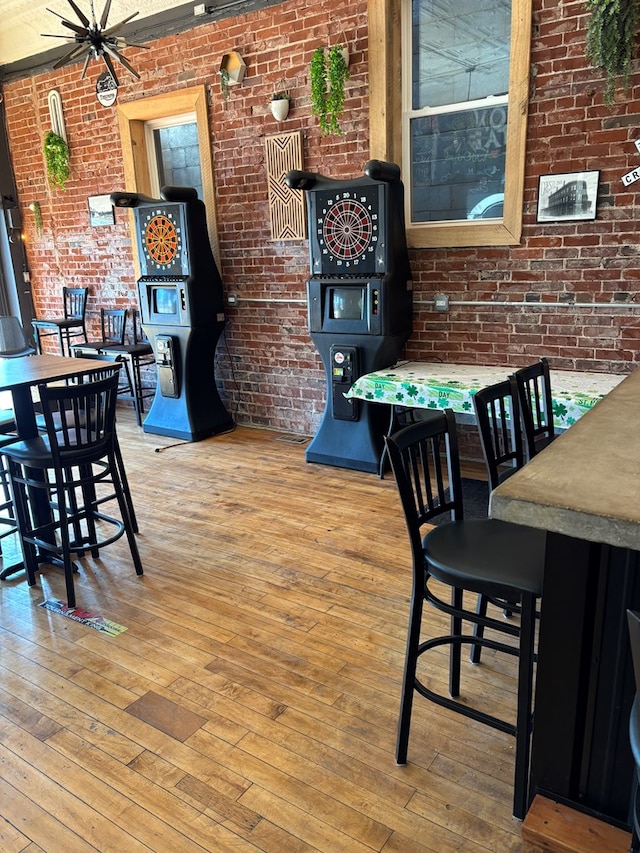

left=65, top=0, right=91, bottom=28
left=103, top=12, right=139, bottom=36
left=99, top=0, right=113, bottom=30
left=46, top=7, right=75, bottom=21
left=80, top=51, right=92, bottom=79
left=116, top=40, right=150, bottom=50
left=52, top=43, right=88, bottom=68
left=60, top=19, right=90, bottom=36
left=104, top=43, right=140, bottom=79
left=41, top=32, right=80, bottom=39
left=101, top=51, right=120, bottom=86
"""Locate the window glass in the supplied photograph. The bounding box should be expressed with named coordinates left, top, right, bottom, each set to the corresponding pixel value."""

left=407, top=0, right=511, bottom=223
left=146, top=116, right=203, bottom=200
left=411, top=0, right=511, bottom=110
left=410, top=102, right=508, bottom=222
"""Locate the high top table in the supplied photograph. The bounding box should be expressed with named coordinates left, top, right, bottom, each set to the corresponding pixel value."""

left=0, top=354, right=123, bottom=580
left=345, top=361, right=624, bottom=428
left=491, top=366, right=640, bottom=825
left=0, top=353, right=118, bottom=439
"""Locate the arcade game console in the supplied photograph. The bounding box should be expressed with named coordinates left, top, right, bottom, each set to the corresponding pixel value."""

left=286, top=160, right=413, bottom=473
left=111, top=186, right=233, bottom=441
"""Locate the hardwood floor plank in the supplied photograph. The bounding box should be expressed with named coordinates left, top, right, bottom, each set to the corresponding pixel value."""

left=0, top=417, right=529, bottom=852
left=0, top=778, right=94, bottom=853
left=43, top=727, right=255, bottom=852
left=0, top=731, right=151, bottom=852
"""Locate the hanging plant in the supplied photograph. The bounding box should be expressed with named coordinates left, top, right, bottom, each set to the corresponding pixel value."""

left=29, top=202, right=43, bottom=236
left=310, top=44, right=350, bottom=136
left=220, top=68, right=231, bottom=107
left=326, top=45, right=349, bottom=135
left=585, top=0, right=640, bottom=105
left=43, top=130, right=70, bottom=190
left=220, top=68, right=230, bottom=106
left=310, top=47, right=329, bottom=134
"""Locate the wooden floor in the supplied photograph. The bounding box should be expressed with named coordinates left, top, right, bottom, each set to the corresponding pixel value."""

left=0, top=408, right=527, bottom=852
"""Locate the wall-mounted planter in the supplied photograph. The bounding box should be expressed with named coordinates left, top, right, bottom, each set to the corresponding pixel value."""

left=270, top=97, right=290, bottom=121
left=220, top=51, right=247, bottom=85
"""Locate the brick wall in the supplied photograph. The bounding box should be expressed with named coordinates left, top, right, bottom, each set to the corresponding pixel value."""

left=2, top=0, right=639, bottom=439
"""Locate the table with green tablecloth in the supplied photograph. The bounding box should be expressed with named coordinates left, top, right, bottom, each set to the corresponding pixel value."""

left=345, top=361, right=624, bottom=429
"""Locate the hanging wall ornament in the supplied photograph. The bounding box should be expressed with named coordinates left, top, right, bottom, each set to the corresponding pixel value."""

left=41, top=0, right=149, bottom=86
left=96, top=70, right=118, bottom=106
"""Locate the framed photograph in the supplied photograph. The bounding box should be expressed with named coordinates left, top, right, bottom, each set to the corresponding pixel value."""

left=537, top=170, right=599, bottom=222
left=88, top=194, right=115, bottom=227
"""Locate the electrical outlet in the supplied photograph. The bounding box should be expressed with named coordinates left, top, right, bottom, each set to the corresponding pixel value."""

left=227, top=293, right=238, bottom=305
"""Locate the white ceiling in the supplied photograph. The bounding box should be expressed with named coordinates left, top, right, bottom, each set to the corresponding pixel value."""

left=0, top=0, right=184, bottom=68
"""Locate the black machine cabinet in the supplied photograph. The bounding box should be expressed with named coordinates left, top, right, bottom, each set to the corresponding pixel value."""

left=286, top=160, right=413, bottom=473
left=111, top=186, right=233, bottom=441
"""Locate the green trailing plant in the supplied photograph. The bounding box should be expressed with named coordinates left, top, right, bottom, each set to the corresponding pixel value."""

left=585, top=0, right=640, bottom=105
left=220, top=68, right=231, bottom=106
left=326, top=45, right=349, bottom=135
left=310, top=44, right=350, bottom=136
left=29, top=201, right=43, bottom=236
left=310, top=47, right=329, bottom=134
left=43, top=130, right=70, bottom=190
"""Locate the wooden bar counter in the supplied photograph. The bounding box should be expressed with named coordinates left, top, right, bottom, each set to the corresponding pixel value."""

left=491, top=366, right=640, bottom=826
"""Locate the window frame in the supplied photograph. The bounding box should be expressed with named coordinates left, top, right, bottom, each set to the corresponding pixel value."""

left=368, top=0, right=532, bottom=248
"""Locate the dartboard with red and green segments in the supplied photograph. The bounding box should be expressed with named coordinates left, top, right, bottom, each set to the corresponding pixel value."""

left=141, top=209, right=184, bottom=272
left=314, top=185, right=380, bottom=274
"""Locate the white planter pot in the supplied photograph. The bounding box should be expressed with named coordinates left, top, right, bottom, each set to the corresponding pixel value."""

left=270, top=98, right=290, bottom=121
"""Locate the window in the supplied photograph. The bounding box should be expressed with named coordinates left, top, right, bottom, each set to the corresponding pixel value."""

left=145, top=114, right=204, bottom=201
left=369, top=0, right=532, bottom=248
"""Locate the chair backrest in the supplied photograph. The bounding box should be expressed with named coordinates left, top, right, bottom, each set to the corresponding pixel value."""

left=513, top=357, right=555, bottom=459
left=131, top=308, right=150, bottom=345
left=100, top=308, right=127, bottom=345
left=37, top=372, right=119, bottom=464
left=385, top=409, right=464, bottom=562
left=473, top=377, right=525, bottom=490
left=0, top=315, right=36, bottom=357
left=63, top=287, right=89, bottom=320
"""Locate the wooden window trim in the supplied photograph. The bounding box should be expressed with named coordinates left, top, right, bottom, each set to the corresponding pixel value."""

left=368, top=0, right=532, bottom=248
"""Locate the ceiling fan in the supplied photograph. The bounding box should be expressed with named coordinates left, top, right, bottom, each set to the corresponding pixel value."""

left=42, top=0, right=148, bottom=85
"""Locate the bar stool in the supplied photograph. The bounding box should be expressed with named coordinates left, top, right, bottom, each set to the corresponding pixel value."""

left=513, top=358, right=556, bottom=460
left=3, top=372, right=143, bottom=607
left=628, top=610, right=640, bottom=852
left=32, top=287, right=89, bottom=356
left=100, top=309, right=155, bottom=426
left=385, top=409, right=544, bottom=819
left=69, top=307, right=127, bottom=357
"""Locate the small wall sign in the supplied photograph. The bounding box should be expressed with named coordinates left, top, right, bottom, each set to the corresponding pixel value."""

left=96, top=71, right=118, bottom=107
left=88, top=194, right=115, bottom=227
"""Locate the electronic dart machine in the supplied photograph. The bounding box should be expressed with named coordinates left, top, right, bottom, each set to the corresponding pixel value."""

left=111, top=186, right=233, bottom=441
left=286, top=160, right=413, bottom=473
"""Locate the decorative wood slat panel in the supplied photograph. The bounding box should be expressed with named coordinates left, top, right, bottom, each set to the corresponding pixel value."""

left=264, top=131, right=306, bottom=241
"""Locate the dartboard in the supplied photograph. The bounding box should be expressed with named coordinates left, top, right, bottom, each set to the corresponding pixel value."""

left=313, top=186, right=380, bottom=274
left=322, top=197, right=373, bottom=260
left=136, top=204, right=187, bottom=276
left=145, top=214, right=180, bottom=266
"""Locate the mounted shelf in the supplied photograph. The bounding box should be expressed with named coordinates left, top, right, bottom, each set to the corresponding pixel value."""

left=219, top=52, right=246, bottom=85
